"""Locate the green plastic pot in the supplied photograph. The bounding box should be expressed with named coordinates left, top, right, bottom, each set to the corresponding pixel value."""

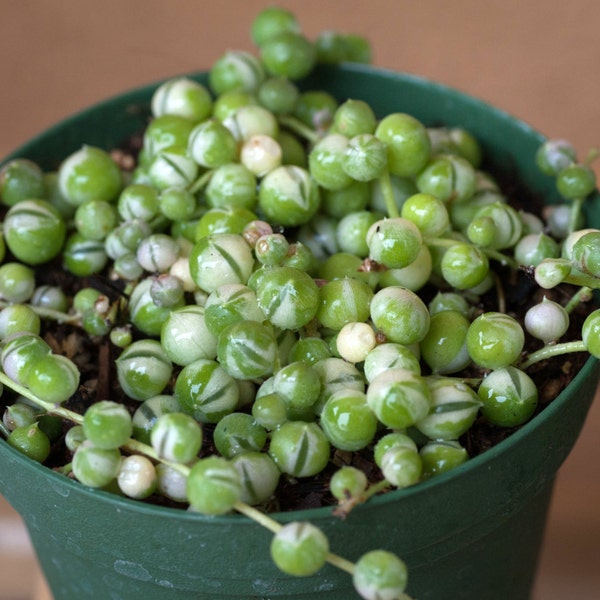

left=0, top=64, right=599, bottom=600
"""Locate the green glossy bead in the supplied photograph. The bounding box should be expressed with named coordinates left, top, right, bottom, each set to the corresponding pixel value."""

left=420, top=310, right=471, bottom=374
left=378, top=244, right=432, bottom=292
left=466, top=312, right=525, bottom=369
left=415, top=377, right=481, bottom=440
left=330, top=466, right=368, bottom=500
left=477, top=366, right=538, bottom=427
left=217, top=320, right=278, bottom=380
left=318, top=252, right=378, bottom=288
left=556, top=163, right=597, bottom=200
left=212, top=89, right=258, bottom=122
left=312, top=357, right=365, bottom=413
left=257, top=76, right=299, bottom=115
left=195, top=207, right=257, bottom=239
left=25, top=353, right=79, bottom=405
left=366, top=368, right=431, bottom=429
left=210, top=50, right=265, bottom=95
left=416, top=154, right=476, bottom=204
left=251, top=6, right=299, bottom=46
left=151, top=77, right=213, bottom=122
left=159, top=186, right=197, bottom=221
left=370, top=286, right=430, bottom=345
left=83, top=400, right=133, bottom=450
left=58, top=145, right=123, bottom=206
left=213, top=412, right=267, bottom=458
left=260, top=31, right=316, bottom=80
left=105, top=219, right=151, bottom=260
left=251, top=391, right=289, bottom=430
left=231, top=451, right=280, bottom=505
left=400, top=192, right=450, bottom=238
left=514, top=232, right=560, bottom=267
left=174, top=358, right=238, bottom=423
left=0, top=263, right=35, bottom=303
left=3, top=199, right=66, bottom=265
left=331, top=99, right=377, bottom=138
left=308, top=134, right=352, bottom=191
left=321, top=180, right=370, bottom=219
left=151, top=412, right=203, bottom=463
left=320, top=389, right=377, bottom=451
left=72, top=442, right=122, bottom=488
left=420, top=440, right=469, bottom=479
left=3, top=403, right=38, bottom=431
left=375, top=113, right=431, bottom=178
left=129, top=277, right=185, bottom=336
left=148, top=145, right=200, bottom=190
left=363, top=343, right=421, bottom=383
left=342, top=134, right=388, bottom=182
left=468, top=202, right=523, bottom=250
left=75, top=199, right=118, bottom=240
left=582, top=308, right=600, bottom=358
left=143, top=114, right=195, bottom=163
left=293, top=90, right=337, bottom=131
left=277, top=130, right=307, bottom=167
left=268, top=421, right=330, bottom=477
left=62, top=232, right=108, bottom=276
left=116, top=339, right=173, bottom=401
left=366, top=217, right=422, bottom=269
left=203, top=283, right=263, bottom=337
left=188, top=119, right=238, bottom=168
left=273, top=360, right=321, bottom=410
left=0, top=158, right=46, bottom=207
left=7, top=423, right=51, bottom=463
left=254, top=266, right=319, bottom=330
left=132, top=395, right=182, bottom=444
left=316, top=277, right=373, bottom=331
left=270, top=522, right=329, bottom=577
left=117, top=184, right=160, bottom=222
left=206, top=163, right=257, bottom=210
left=186, top=456, right=242, bottom=515
left=380, top=444, right=422, bottom=488
left=353, top=550, right=408, bottom=599
left=571, top=231, right=600, bottom=277
left=160, top=304, right=217, bottom=366
left=535, top=139, right=576, bottom=176
left=65, top=425, right=86, bottom=452
left=336, top=210, right=383, bottom=258
left=1, top=333, right=51, bottom=385
left=189, top=233, right=255, bottom=294
left=440, top=242, right=490, bottom=290
left=373, top=433, right=417, bottom=469
left=258, top=165, right=320, bottom=227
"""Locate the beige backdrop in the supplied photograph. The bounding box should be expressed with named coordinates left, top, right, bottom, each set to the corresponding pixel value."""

left=0, top=1, right=599, bottom=599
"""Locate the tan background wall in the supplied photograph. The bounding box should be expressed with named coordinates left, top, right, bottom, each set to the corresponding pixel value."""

left=0, top=1, right=599, bottom=598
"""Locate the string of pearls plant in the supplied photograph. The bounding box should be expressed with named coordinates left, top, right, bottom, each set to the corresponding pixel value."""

left=1, top=6, right=599, bottom=599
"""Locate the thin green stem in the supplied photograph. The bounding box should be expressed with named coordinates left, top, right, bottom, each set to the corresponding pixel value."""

left=278, top=115, right=320, bottom=144
left=483, top=248, right=520, bottom=270
left=518, top=340, right=588, bottom=370
left=563, top=271, right=600, bottom=289
left=568, top=197, right=585, bottom=235
left=0, top=420, right=10, bottom=438
left=564, top=286, right=593, bottom=314
left=378, top=169, right=399, bottom=219
left=0, top=371, right=84, bottom=424
left=0, top=301, right=80, bottom=325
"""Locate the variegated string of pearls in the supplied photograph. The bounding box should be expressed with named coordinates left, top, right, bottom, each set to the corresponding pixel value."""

left=1, top=6, right=600, bottom=599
